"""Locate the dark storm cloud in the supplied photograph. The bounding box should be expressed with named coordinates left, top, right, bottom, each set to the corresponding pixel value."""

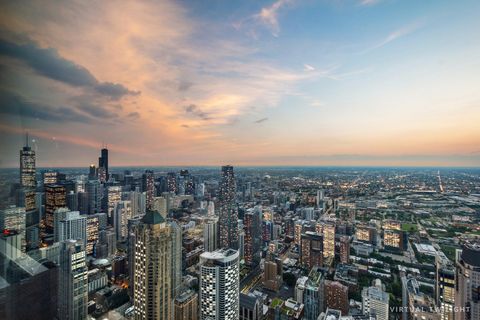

left=0, top=89, right=94, bottom=123
left=254, top=117, right=268, bottom=123
left=0, top=38, right=139, bottom=99
left=184, top=104, right=211, bottom=120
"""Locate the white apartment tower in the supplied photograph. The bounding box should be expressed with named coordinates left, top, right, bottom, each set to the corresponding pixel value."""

left=200, top=248, right=240, bottom=320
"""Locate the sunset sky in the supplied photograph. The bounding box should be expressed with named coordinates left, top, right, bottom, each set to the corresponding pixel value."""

left=0, top=0, right=479, bottom=167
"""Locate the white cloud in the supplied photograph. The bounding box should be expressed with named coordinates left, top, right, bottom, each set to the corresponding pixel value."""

left=253, top=0, right=294, bottom=37
left=360, top=21, right=424, bottom=53
left=304, top=64, right=316, bottom=71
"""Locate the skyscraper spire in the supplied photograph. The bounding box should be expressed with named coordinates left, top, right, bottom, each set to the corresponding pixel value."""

left=25, top=132, right=29, bottom=148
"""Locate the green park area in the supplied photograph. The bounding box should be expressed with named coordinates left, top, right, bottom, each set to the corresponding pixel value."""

left=401, top=223, right=418, bottom=232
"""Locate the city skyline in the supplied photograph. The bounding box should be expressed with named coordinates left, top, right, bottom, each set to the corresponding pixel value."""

left=1, top=0, right=480, bottom=167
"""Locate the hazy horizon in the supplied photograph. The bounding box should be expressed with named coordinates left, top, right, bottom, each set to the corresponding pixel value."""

left=1, top=0, right=479, bottom=167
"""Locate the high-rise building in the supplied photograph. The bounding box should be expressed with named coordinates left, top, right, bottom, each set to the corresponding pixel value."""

left=303, top=267, right=325, bottom=320
left=132, top=210, right=172, bottom=320
left=143, top=170, right=155, bottom=211
left=435, top=256, right=455, bottom=320
left=42, top=171, right=58, bottom=185
left=321, top=222, right=336, bottom=260
left=294, top=220, right=304, bottom=246
left=0, top=230, right=24, bottom=260
left=383, top=229, right=407, bottom=251
left=200, top=248, right=240, bottom=320
left=19, top=134, right=38, bottom=249
left=107, top=186, right=122, bottom=220
left=295, top=276, right=308, bottom=304
left=44, top=185, right=66, bottom=235
left=153, top=196, right=168, bottom=218
left=0, top=206, right=26, bottom=253
left=98, top=147, right=109, bottom=182
left=58, top=239, right=88, bottom=320
left=113, top=200, right=132, bottom=241
left=339, top=236, right=350, bottom=264
left=239, top=292, right=262, bottom=320
left=300, top=231, right=323, bottom=269
left=88, top=164, right=96, bottom=180
left=204, top=218, right=218, bottom=252
left=218, top=165, right=238, bottom=250
left=53, top=209, right=87, bottom=249
left=207, top=201, right=215, bottom=217
left=86, top=180, right=101, bottom=215
left=86, top=214, right=100, bottom=255
left=174, top=289, right=198, bottom=320
left=66, top=191, right=78, bottom=211
left=244, top=207, right=262, bottom=267
left=167, top=172, right=177, bottom=194
left=20, top=133, right=36, bottom=189
left=77, top=191, right=89, bottom=215
left=404, top=276, right=439, bottom=320
left=263, top=255, right=283, bottom=292
left=325, top=280, right=349, bottom=315
left=355, top=224, right=377, bottom=245
left=170, top=220, right=182, bottom=298
left=455, top=241, right=480, bottom=320
left=362, top=279, right=389, bottom=320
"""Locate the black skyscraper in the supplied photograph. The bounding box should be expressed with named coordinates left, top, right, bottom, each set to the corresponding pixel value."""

left=98, top=147, right=108, bottom=182
left=218, top=165, right=238, bottom=250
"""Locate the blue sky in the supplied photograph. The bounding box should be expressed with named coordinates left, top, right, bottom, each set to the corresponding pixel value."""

left=0, top=0, right=479, bottom=167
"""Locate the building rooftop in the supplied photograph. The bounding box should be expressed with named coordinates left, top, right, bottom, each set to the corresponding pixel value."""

left=142, top=210, right=165, bottom=225
left=460, top=241, right=480, bottom=267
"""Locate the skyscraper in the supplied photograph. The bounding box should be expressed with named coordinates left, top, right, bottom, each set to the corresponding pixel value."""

left=204, top=218, right=218, bottom=252
left=300, top=231, right=323, bottom=269
left=19, top=134, right=38, bottom=249
left=85, top=180, right=101, bottom=215
left=325, top=280, right=349, bottom=316
left=167, top=172, right=177, bottom=194
left=143, top=170, right=155, bottom=211
left=174, top=289, right=198, bottom=320
left=303, top=267, right=325, bottom=320
left=88, top=164, right=96, bottom=180
left=20, top=133, right=36, bottom=189
left=133, top=210, right=172, bottom=320
left=53, top=209, right=87, bottom=249
left=0, top=206, right=26, bottom=253
left=244, top=207, right=262, bottom=267
left=362, top=279, right=389, bottom=320
left=114, top=200, right=132, bottom=241
left=86, top=214, right=100, bottom=255
left=455, top=241, right=480, bottom=320
left=321, top=222, right=336, bottom=260
left=339, top=236, right=350, bottom=264
left=170, top=220, right=182, bottom=298
left=263, top=255, right=283, bottom=292
left=107, top=186, right=122, bottom=220
left=98, top=147, right=109, bottom=182
left=58, top=239, right=88, bottom=320
left=44, top=185, right=66, bottom=235
left=436, top=256, right=455, bottom=320
left=218, top=165, right=238, bottom=250
left=200, top=248, right=240, bottom=320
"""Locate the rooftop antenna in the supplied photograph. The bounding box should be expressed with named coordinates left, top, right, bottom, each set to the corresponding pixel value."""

left=25, top=132, right=29, bottom=148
